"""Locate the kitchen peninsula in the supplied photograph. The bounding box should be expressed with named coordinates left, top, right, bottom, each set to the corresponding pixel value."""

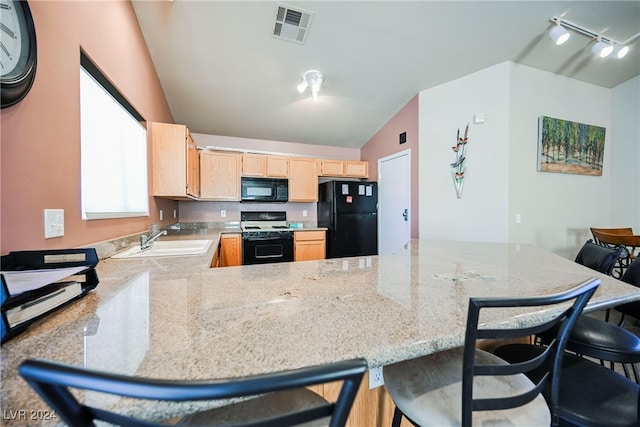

left=2, top=238, right=640, bottom=425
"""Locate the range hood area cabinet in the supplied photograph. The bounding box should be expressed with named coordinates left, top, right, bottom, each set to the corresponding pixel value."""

left=242, top=153, right=289, bottom=178
left=151, top=122, right=200, bottom=199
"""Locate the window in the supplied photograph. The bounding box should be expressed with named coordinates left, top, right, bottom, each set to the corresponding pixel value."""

left=80, top=53, right=148, bottom=220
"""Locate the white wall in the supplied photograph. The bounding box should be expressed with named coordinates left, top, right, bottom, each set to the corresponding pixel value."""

left=610, top=76, right=640, bottom=231
left=419, top=61, right=638, bottom=258
left=419, top=62, right=511, bottom=243
left=508, top=63, right=612, bottom=257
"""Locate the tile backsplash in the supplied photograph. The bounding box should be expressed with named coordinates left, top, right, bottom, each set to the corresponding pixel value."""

left=179, top=201, right=317, bottom=224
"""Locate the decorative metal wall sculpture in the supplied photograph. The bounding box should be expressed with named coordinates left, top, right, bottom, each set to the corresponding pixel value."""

left=451, top=124, right=469, bottom=199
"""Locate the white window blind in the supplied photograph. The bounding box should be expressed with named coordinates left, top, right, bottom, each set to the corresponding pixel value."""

left=80, top=63, right=148, bottom=220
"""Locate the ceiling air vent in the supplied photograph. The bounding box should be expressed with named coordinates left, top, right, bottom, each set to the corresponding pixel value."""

left=273, top=4, right=314, bottom=44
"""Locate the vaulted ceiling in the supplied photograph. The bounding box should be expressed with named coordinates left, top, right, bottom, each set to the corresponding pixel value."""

left=132, top=1, right=640, bottom=148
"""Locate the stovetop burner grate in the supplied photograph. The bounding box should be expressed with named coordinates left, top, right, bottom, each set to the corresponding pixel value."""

left=240, top=211, right=290, bottom=232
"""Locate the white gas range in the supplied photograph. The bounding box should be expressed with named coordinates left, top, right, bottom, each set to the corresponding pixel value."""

left=240, top=211, right=294, bottom=265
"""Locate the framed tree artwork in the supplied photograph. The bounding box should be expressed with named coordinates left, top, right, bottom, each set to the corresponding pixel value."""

left=537, top=116, right=606, bottom=176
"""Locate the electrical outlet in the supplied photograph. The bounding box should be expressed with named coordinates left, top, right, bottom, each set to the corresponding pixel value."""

left=159, top=210, right=164, bottom=221
left=44, top=209, right=64, bottom=238
left=303, top=209, right=308, bottom=217
left=369, top=367, right=384, bottom=388
left=221, top=210, right=226, bottom=218
left=173, top=209, right=177, bottom=219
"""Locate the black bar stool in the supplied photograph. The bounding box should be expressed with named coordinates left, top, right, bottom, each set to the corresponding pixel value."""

left=538, top=240, right=640, bottom=382
left=19, top=357, right=367, bottom=427
left=384, top=279, right=599, bottom=427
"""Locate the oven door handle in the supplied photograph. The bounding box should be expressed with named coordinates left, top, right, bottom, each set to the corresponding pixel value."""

left=243, top=236, right=293, bottom=242
left=256, top=254, right=284, bottom=259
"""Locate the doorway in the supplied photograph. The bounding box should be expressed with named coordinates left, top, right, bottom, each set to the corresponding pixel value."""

left=378, top=149, right=411, bottom=255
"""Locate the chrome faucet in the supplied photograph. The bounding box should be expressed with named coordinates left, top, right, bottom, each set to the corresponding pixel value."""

left=140, top=226, right=167, bottom=251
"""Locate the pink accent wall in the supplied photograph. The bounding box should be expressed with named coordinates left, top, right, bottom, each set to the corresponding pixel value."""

left=0, top=1, right=175, bottom=254
left=360, top=95, right=419, bottom=238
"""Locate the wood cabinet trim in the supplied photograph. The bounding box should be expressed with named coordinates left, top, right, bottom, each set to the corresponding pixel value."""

left=294, top=230, right=326, bottom=241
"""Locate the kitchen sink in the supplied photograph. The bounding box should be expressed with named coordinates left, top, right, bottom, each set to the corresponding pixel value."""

left=112, top=239, right=213, bottom=259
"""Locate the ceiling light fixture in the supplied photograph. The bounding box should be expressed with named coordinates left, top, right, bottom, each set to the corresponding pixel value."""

left=548, top=16, right=639, bottom=60
left=297, top=70, right=323, bottom=101
left=548, top=18, right=570, bottom=45
left=592, top=37, right=614, bottom=58
left=613, top=44, right=630, bottom=59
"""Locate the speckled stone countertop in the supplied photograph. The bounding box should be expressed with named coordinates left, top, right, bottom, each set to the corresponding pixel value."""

left=2, top=239, right=639, bottom=424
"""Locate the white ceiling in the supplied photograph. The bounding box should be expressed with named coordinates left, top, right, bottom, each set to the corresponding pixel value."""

left=132, top=1, right=640, bottom=149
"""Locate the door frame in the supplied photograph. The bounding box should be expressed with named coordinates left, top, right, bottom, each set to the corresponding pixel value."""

left=378, top=149, right=412, bottom=255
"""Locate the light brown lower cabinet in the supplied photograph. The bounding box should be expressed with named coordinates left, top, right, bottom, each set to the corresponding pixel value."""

left=294, top=231, right=326, bottom=261
left=308, top=371, right=411, bottom=427
left=211, top=234, right=242, bottom=267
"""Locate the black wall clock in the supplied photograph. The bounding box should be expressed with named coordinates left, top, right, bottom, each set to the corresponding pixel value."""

left=1, top=0, right=37, bottom=108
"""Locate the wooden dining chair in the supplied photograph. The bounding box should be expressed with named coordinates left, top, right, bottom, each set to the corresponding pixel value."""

left=19, top=357, right=367, bottom=427
left=384, top=278, right=599, bottom=427
left=590, top=227, right=634, bottom=241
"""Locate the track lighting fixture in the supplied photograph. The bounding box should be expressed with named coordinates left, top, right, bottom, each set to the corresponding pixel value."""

left=591, top=37, right=613, bottom=58
left=548, top=16, right=638, bottom=60
left=548, top=19, right=570, bottom=45
left=297, top=70, right=323, bottom=101
left=613, top=45, right=630, bottom=59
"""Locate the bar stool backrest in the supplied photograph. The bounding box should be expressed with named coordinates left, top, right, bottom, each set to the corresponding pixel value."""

left=19, top=357, right=368, bottom=427
left=461, top=278, right=600, bottom=426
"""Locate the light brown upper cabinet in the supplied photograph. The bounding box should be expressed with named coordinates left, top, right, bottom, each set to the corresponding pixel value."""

left=319, top=159, right=344, bottom=177
left=200, top=151, right=241, bottom=200
left=288, top=157, right=318, bottom=202
left=151, top=122, right=200, bottom=199
left=266, top=156, right=289, bottom=177
left=242, top=153, right=289, bottom=178
left=318, top=159, right=369, bottom=179
left=344, top=160, right=369, bottom=178
left=242, top=153, right=266, bottom=176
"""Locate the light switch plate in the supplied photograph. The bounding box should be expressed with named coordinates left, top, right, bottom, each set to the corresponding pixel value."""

left=44, top=209, right=64, bottom=238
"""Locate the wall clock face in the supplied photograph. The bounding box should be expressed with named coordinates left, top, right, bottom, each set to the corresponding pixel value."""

left=1, top=0, right=37, bottom=108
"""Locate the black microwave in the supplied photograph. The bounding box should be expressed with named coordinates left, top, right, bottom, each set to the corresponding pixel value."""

left=241, top=177, right=288, bottom=202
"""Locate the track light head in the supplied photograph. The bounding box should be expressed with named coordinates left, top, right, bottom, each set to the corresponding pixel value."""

left=549, top=21, right=570, bottom=45
left=614, top=45, right=630, bottom=59
left=592, top=37, right=613, bottom=58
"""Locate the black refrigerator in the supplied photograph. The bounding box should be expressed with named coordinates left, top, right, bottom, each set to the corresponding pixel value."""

left=318, top=180, right=378, bottom=258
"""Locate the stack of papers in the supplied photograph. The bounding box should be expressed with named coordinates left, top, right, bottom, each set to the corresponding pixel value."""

left=1, top=266, right=86, bottom=328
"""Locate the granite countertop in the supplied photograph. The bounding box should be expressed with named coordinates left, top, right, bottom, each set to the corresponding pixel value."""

left=2, top=239, right=640, bottom=424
